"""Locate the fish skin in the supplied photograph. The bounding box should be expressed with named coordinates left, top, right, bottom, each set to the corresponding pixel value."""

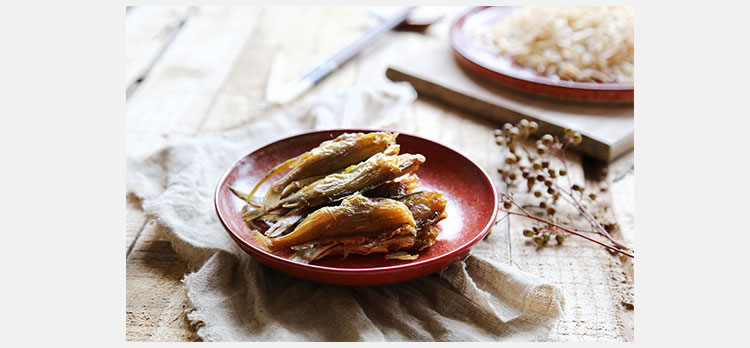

left=277, top=152, right=425, bottom=210
left=364, top=174, right=420, bottom=198
left=400, top=191, right=448, bottom=228
left=264, top=206, right=311, bottom=238
left=287, top=192, right=448, bottom=263
left=279, top=174, right=327, bottom=199
left=241, top=133, right=449, bottom=263
left=258, top=194, right=416, bottom=252
left=260, top=132, right=398, bottom=210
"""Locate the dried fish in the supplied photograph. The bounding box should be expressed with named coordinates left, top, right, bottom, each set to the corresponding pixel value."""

left=259, top=181, right=427, bottom=238
left=264, top=206, right=312, bottom=238
left=365, top=174, right=420, bottom=198
left=239, top=131, right=448, bottom=264
left=253, top=209, right=289, bottom=223
left=276, top=151, right=425, bottom=210
left=254, top=194, right=416, bottom=252
left=384, top=251, right=419, bottom=261
left=400, top=191, right=448, bottom=229
left=227, top=183, right=249, bottom=202
left=290, top=234, right=418, bottom=263
left=248, top=132, right=398, bottom=210
left=279, top=174, right=327, bottom=199
left=285, top=191, right=448, bottom=263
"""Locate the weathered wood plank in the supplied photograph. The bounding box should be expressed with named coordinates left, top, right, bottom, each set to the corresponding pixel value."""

left=126, top=6, right=262, bottom=158
left=607, top=152, right=635, bottom=342
left=126, top=221, right=199, bottom=341
left=609, top=151, right=635, bottom=248
left=263, top=7, right=366, bottom=105
left=126, top=194, right=149, bottom=253
left=126, top=6, right=193, bottom=95
left=200, top=6, right=367, bottom=131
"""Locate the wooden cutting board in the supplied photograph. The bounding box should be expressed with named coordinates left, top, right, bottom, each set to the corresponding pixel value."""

left=385, top=40, right=634, bottom=162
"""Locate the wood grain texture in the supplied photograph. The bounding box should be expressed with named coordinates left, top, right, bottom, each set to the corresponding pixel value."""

left=125, top=6, right=634, bottom=341
left=126, top=6, right=262, bottom=157
left=126, top=221, right=200, bottom=341
left=126, top=194, right=148, bottom=253
left=126, top=6, right=193, bottom=94
left=200, top=6, right=367, bottom=132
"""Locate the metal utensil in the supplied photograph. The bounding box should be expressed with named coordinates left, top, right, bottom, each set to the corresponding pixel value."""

left=264, top=7, right=414, bottom=107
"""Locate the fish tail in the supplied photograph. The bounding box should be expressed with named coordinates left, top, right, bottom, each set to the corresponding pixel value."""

left=252, top=230, right=272, bottom=251
left=246, top=156, right=299, bottom=204
left=242, top=207, right=266, bottom=221
left=383, top=144, right=400, bottom=156
left=262, top=185, right=282, bottom=211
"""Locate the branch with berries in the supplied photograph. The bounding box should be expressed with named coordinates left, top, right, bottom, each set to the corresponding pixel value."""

left=493, top=119, right=634, bottom=258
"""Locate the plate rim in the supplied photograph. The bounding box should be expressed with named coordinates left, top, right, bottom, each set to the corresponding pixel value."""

left=214, top=128, right=499, bottom=274
left=450, top=6, right=634, bottom=93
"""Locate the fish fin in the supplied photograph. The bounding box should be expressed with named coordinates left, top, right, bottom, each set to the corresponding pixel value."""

left=257, top=214, right=281, bottom=223
left=398, top=154, right=426, bottom=172
left=383, top=144, right=400, bottom=156
left=290, top=242, right=338, bottom=263
left=252, top=230, right=272, bottom=251
left=280, top=201, right=302, bottom=209
left=288, top=254, right=310, bottom=264
left=227, top=183, right=248, bottom=201
left=242, top=207, right=266, bottom=221
left=385, top=252, right=419, bottom=261
left=246, top=156, right=299, bottom=204
left=280, top=182, right=299, bottom=199
left=265, top=210, right=305, bottom=238
left=262, top=188, right=282, bottom=211
left=229, top=184, right=264, bottom=207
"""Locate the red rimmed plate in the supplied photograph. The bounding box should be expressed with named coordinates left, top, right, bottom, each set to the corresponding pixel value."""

left=450, top=6, right=634, bottom=103
left=215, top=129, right=498, bottom=286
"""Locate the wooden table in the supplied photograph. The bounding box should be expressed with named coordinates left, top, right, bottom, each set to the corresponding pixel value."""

left=126, top=6, right=634, bottom=341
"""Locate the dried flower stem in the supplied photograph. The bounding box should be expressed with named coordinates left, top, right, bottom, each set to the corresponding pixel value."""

left=500, top=193, right=633, bottom=258
left=550, top=183, right=629, bottom=251
left=545, top=137, right=630, bottom=250
left=493, top=119, right=634, bottom=258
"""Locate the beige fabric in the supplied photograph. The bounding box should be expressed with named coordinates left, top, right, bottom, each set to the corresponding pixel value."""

left=126, top=83, right=564, bottom=341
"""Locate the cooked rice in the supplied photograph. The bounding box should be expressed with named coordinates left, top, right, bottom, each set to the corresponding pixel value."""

left=482, top=6, right=634, bottom=83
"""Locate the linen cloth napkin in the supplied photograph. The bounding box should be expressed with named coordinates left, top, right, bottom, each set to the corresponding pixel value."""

left=126, top=82, right=564, bottom=341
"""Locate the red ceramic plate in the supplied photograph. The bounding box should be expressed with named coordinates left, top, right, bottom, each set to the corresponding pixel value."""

left=451, top=6, right=634, bottom=103
left=215, top=129, right=498, bottom=286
